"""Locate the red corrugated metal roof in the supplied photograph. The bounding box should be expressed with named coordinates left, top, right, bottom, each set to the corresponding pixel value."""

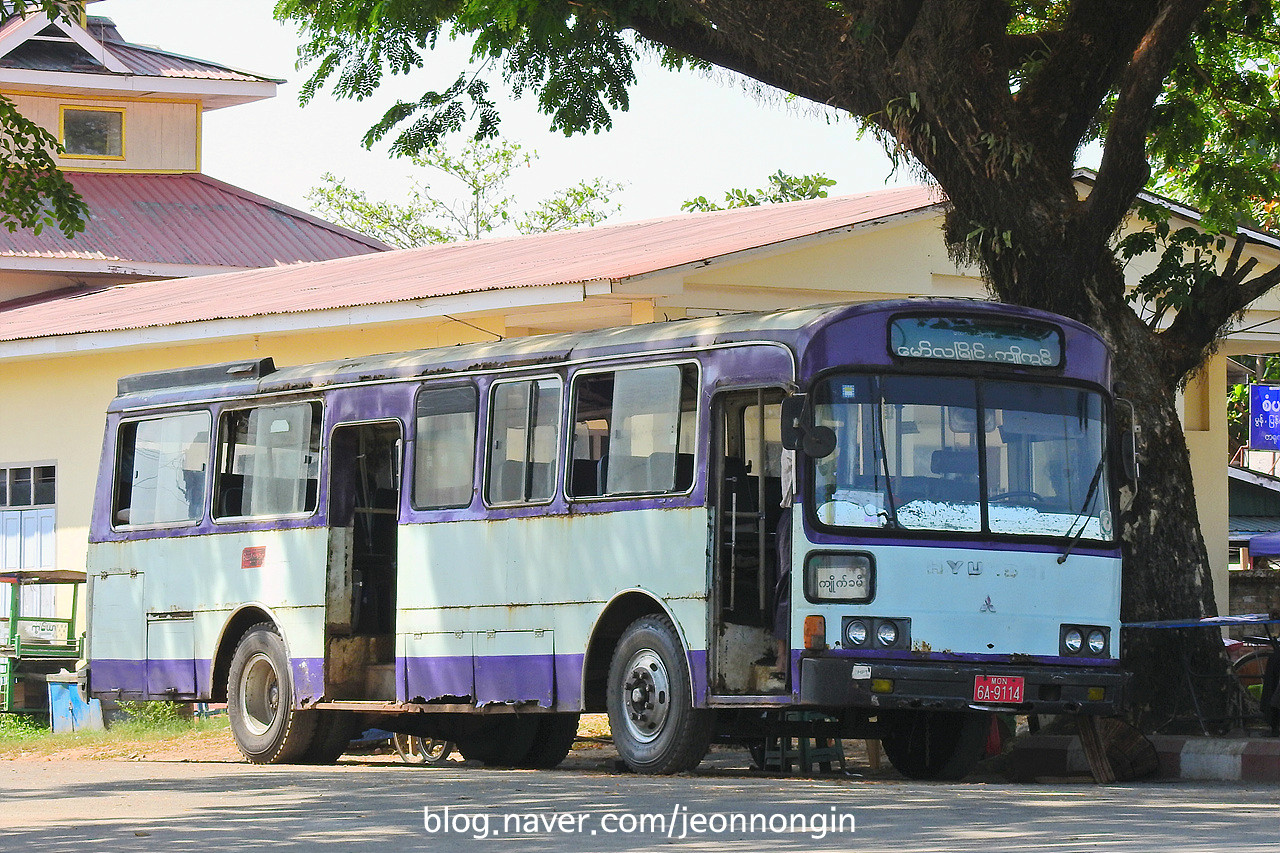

left=0, top=185, right=943, bottom=343
left=0, top=172, right=388, bottom=269
left=104, top=41, right=280, bottom=83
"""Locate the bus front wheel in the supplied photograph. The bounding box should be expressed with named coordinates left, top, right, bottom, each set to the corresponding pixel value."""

left=226, top=623, right=317, bottom=764
left=607, top=615, right=711, bottom=774
left=880, top=709, right=988, bottom=780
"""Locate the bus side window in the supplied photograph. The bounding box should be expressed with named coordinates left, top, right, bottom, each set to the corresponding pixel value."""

left=112, top=412, right=210, bottom=527
left=412, top=384, right=478, bottom=509
left=213, top=402, right=321, bottom=519
left=567, top=364, right=698, bottom=499
left=485, top=377, right=562, bottom=505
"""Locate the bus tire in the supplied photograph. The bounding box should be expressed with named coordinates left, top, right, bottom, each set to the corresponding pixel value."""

left=457, top=717, right=540, bottom=766
left=226, top=623, right=318, bottom=764
left=607, top=614, right=711, bottom=774
left=519, top=713, right=581, bottom=769
left=300, top=710, right=360, bottom=765
left=880, top=710, right=988, bottom=780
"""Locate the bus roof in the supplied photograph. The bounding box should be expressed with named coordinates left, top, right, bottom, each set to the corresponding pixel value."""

left=108, top=298, right=1105, bottom=410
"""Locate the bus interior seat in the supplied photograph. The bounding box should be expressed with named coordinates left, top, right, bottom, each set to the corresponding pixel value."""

left=571, top=458, right=601, bottom=497
left=676, top=452, right=695, bottom=490
left=218, top=474, right=245, bottom=516
left=496, top=460, right=524, bottom=503
left=931, top=448, right=978, bottom=477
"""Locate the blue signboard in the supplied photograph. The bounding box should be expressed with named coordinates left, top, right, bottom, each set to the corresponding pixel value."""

left=1249, top=384, right=1280, bottom=450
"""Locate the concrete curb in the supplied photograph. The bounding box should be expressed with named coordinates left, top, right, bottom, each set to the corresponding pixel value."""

left=1007, top=734, right=1280, bottom=782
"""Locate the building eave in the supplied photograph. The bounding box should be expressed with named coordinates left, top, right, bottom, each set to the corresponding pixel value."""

left=0, top=68, right=276, bottom=108
left=0, top=281, right=593, bottom=361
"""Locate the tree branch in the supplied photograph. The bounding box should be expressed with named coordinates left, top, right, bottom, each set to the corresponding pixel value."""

left=1082, top=0, right=1210, bottom=247
left=1014, top=0, right=1153, bottom=161
left=1160, top=235, right=1280, bottom=377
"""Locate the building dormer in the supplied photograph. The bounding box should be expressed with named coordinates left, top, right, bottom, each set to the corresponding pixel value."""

left=0, top=4, right=278, bottom=174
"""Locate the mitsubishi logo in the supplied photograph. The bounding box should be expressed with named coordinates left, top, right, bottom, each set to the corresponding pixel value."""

left=979, top=596, right=996, bottom=613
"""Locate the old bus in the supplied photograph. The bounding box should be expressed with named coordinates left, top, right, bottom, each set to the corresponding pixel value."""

left=86, top=299, right=1128, bottom=777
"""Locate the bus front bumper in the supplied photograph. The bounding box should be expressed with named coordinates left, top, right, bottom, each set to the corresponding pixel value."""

left=798, top=656, right=1127, bottom=716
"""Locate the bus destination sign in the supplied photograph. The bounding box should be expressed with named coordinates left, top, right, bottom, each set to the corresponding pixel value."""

left=890, top=316, right=1062, bottom=367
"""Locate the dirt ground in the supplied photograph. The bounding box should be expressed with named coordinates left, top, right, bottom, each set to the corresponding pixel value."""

left=0, top=712, right=888, bottom=777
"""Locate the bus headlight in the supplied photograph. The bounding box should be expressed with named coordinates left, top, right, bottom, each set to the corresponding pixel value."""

left=1060, top=624, right=1109, bottom=656
left=876, top=621, right=899, bottom=647
left=842, top=616, right=910, bottom=650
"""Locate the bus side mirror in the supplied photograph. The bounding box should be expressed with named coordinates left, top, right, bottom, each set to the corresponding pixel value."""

left=781, top=395, right=806, bottom=451
left=781, top=394, right=837, bottom=459
left=1116, top=398, right=1139, bottom=484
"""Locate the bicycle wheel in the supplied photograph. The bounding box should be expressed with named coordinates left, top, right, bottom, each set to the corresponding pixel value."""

left=1230, top=647, right=1274, bottom=715
left=393, top=733, right=455, bottom=765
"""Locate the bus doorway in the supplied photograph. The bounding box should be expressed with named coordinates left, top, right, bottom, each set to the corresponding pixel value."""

left=325, top=421, right=401, bottom=701
left=710, top=387, right=788, bottom=696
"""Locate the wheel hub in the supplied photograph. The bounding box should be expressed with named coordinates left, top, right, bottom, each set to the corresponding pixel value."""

left=239, top=652, right=281, bottom=737
left=621, top=649, right=670, bottom=744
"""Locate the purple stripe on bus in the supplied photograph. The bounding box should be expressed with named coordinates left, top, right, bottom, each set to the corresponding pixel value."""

left=402, top=655, right=476, bottom=704
left=291, top=658, right=326, bottom=703
left=815, top=648, right=1118, bottom=667
left=91, top=658, right=146, bottom=694
left=801, top=525, right=1121, bottom=556
left=475, top=654, right=555, bottom=706
left=687, top=649, right=708, bottom=706
left=145, top=658, right=197, bottom=696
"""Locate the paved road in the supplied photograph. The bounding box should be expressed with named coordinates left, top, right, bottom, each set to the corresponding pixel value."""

left=2, top=754, right=1277, bottom=852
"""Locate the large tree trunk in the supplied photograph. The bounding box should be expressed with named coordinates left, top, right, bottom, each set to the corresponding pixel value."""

left=956, top=210, right=1231, bottom=728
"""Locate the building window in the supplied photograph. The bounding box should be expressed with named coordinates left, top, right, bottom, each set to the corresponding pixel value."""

left=0, top=464, right=57, bottom=617
left=60, top=106, right=124, bottom=158
left=0, top=466, right=55, bottom=509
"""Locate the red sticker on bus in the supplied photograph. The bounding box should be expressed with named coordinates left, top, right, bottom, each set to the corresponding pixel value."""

left=241, top=546, right=266, bottom=569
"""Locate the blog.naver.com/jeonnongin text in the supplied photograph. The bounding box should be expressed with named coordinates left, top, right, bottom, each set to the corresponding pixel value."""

left=423, top=804, right=856, bottom=841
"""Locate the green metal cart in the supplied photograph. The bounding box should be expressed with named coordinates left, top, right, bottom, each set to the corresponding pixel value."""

left=1, top=569, right=85, bottom=715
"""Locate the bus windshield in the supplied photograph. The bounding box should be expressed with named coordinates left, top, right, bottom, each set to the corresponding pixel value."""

left=812, top=375, right=1112, bottom=541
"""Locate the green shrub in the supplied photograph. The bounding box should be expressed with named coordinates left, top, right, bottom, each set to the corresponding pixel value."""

left=0, top=713, right=47, bottom=741
left=117, top=700, right=184, bottom=731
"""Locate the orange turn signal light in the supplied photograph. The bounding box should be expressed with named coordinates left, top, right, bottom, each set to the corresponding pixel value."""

left=804, top=615, right=827, bottom=650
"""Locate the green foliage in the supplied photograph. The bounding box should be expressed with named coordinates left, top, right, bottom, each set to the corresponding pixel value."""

left=278, top=0, right=654, bottom=153
left=682, top=170, right=836, bottom=213
left=1145, top=1, right=1280, bottom=233
left=0, top=2, right=88, bottom=239
left=0, top=713, right=46, bottom=742
left=307, top=136, right=621, bottom=246
left=1118, top=202, right=1228, bottom=329
left=116, top=700, right=184, bottom=731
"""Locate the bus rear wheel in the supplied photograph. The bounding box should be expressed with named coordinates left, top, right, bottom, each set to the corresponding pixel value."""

left=456, top=717, right=540, bottom=766
left=226, top=623, right=317, bottom=764
left=519, top=713, right=581, bottom=769
left=880, top=710, right=988, bottom=780
left=607, top=614, right=711, bottom=774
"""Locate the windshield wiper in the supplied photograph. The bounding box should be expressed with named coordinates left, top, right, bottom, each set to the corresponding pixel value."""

left=1057, top=458, right=1106, bottom=564
left=874, top=391, right=900, bottom=529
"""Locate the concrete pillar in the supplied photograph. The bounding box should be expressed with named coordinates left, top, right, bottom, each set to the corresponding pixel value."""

left=1182, top=352, right=1230, bottom=614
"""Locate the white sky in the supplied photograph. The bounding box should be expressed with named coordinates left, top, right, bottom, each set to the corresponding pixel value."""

left=90, top=0, right=919, bottom=225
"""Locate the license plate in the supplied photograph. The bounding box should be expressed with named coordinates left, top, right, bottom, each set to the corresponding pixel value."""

left=973, top=675, right=1024, bottom=704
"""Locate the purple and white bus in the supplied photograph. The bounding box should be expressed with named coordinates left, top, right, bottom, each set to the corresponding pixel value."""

left=86, top=299, right=1128, bottom=777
